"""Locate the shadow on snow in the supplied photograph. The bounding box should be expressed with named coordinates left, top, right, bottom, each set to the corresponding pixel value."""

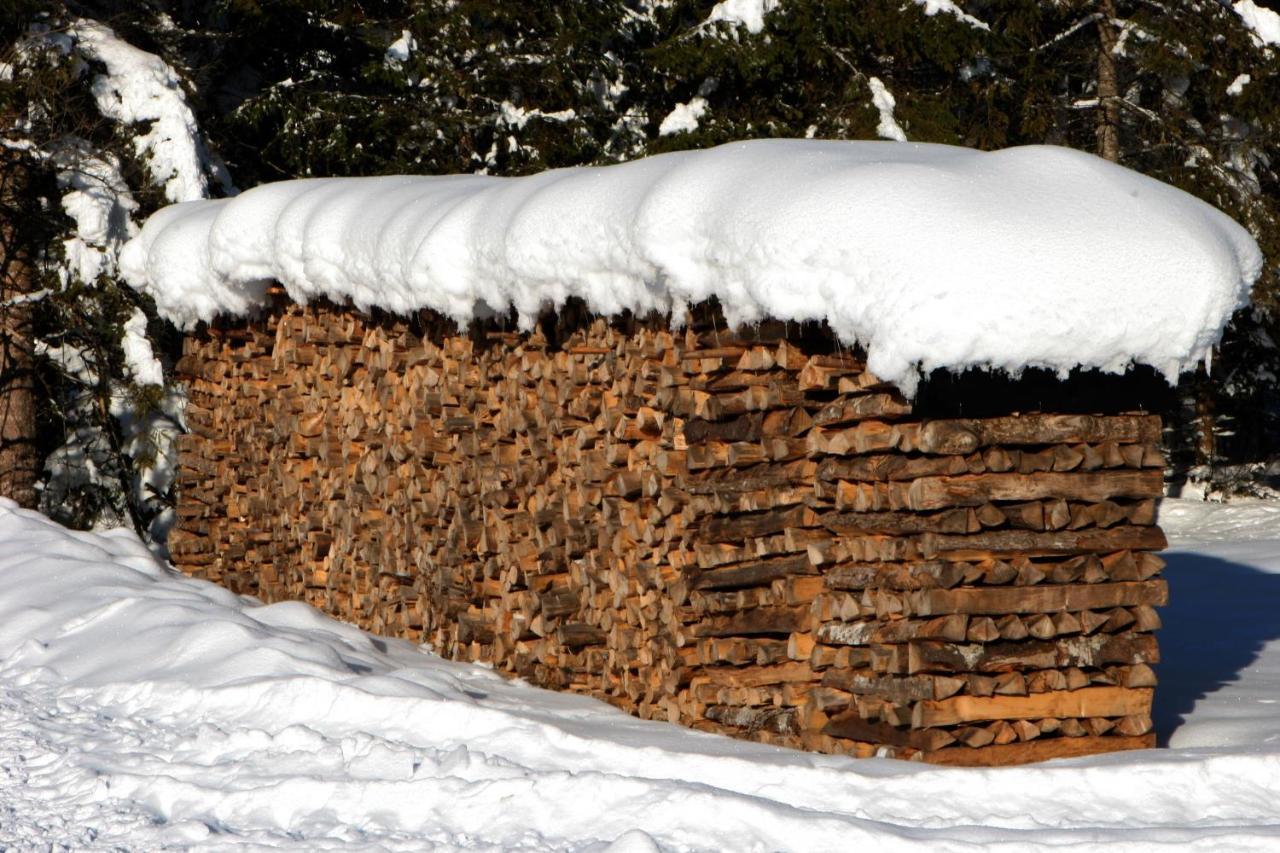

left=1153, top=550, right=1280, bottom=746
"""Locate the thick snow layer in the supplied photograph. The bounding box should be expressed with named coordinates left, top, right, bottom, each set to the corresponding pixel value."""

left=120, top=140, right=1261, bottom=395
left=2, top=498, right=1280, bottom=849
left=1235, top=1, right=1280, bottom=46
left=69, top=19, right=211, bottom=203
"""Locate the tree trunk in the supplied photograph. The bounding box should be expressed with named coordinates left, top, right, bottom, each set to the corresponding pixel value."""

left=0, top=147, right=40, bottom=508
left=1194, top=369, right=1217, bottom=468
left=1095, top=0, right=1121, bottom=162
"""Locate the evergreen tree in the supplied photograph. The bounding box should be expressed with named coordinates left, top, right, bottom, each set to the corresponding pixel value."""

left=198, top=1, right=654, bottom=181
left=1, top=3, right=226, bottom=539
left=640, top=0, right=998, bottom=151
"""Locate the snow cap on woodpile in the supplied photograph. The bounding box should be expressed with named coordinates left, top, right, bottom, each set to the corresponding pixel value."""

left=119, top=139, right=1262, bottom=395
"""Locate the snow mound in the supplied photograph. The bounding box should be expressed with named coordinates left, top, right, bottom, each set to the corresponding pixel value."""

left=3, top=498, right=1280, bottom=849
left=120, top=140, right=1261, bottom=395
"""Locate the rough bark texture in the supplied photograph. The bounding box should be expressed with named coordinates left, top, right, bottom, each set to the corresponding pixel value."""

left=0, top=148, right=40, bottom=509
left=1096, top=0, right=1122, bottom=163
left=170, top=293, right=1165, bottom=765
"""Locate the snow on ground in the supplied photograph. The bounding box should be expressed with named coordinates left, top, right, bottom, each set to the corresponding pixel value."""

left=1, top=497, right=1280, bottom=850
left=1155, top=499, right=1280, bottom=756
left=120, top=140, right=1260, bottom=396
left=1160, top=495, right=1280, bottom=545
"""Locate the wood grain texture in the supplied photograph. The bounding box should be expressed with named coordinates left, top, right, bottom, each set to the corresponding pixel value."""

left=170, top=296, right=1167, bottom=766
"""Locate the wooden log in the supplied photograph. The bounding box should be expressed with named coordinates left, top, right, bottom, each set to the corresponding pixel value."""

left=684, top=461, right=813, bottom=496
left=557, top=623, right=606, bottom=648
left=702, top=505, right=816, bottom=542
left=683, top=414, right=764, bottom=444
left=819, top=508, right=978, bottom=536
left=704, top=704, right=799, bottom=734
left=1114, top=714, right=1154, bottom=736
left=691, top=606, right=811, bottom=638
left=818, top=614, right=969, bottom=646
left=920, top=526, right=1167, bottom=559
left=817, top=454, right=970, bottom=483
left=704, top=661, right=814, bottom=687
left=901, top=580, right=1168, bottom=617
left=539, top=586, right=581, bottom=618
left=821, top=670, right=965, bottom=702
left=693, top=553, right=818, bottom=590
left=915, top=415, right=1161, bottom=455
left=907, top=633, right=1160, bottom=674
left=912, top=686, right=1153, bottom=728
left=905, top=470, right=1164, bottom=511
left=823, top=711, right=957, bottom=751
left=920, top=734, right=1155, bottom=765
left=823, top=561, right=965, bottom=592
left=954, top=725, right=996, bottom=748
left=810, top=394, right=912, bottom=426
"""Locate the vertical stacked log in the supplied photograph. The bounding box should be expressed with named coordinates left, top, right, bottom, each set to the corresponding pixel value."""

left=170, top=294, right=1166, bottom=765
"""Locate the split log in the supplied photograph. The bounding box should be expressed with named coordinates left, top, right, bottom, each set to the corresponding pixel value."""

left=173, top=298, right=1170, bottom=767
left=912, top=686, right=1152, bottom=728
left=920, top=734, right=1155, bottom=765
left=901, top=580, right=1168, bottom=617
left=906, top=634, right=1160, bottom=674
left=823, top=712, right=958, bottom=751
left=920, top=527, right=1167, bottom=559
left=904, top=470, right=1164, bottom=511
left=915, top=415, right=1161, bottom=455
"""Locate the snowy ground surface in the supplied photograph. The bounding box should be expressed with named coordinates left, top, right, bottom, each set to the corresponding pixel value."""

left=1, top=496, right=1279, bottom=851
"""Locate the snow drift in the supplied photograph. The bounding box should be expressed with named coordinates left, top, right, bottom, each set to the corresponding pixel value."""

left=2, top=498, right=1280, bottom=849
left=120, top=140, right=1261, bottom=394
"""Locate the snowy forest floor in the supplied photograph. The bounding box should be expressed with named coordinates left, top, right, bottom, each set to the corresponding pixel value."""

left=0, top=497, right=1278, bottom=851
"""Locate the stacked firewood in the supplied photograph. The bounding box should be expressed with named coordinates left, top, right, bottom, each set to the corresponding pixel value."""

left=170, top=294, right=1167, bottom=765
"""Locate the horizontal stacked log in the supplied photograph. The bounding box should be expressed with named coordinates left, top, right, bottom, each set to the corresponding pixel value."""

left=170, top=294, right=1166, bottom=765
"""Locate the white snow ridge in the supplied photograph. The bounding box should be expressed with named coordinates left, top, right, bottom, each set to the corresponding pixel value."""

left=122, top=140, right=1259, bottom=396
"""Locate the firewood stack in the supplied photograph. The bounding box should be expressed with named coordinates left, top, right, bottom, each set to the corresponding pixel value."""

left=170, top=293, right=1167, bottom=765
